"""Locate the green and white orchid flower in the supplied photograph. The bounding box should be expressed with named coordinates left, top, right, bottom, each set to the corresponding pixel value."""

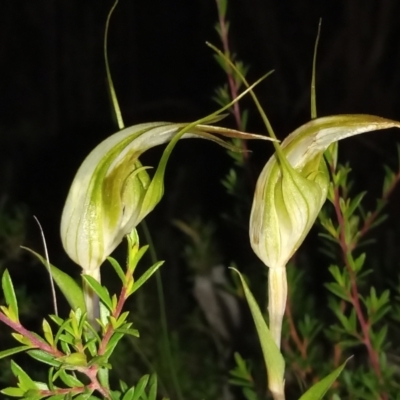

left=249, top=114, right=400, bottom=349
left=61, top=120, right=271, bottom=322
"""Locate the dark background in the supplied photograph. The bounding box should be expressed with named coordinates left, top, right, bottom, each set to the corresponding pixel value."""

left=2, top=0, right=400, bottom=321
left=1, top=0, right=400, bottom=395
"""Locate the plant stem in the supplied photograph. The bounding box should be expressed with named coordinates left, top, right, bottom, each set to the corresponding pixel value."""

left=285, top=290, right=307, bottom=360
left=0, top=312, right=62, bottom=357
left=268, top=267, right=287, bottom=350
left=215, top=0, right=245, bottom=136
left=332, top=185, right=387, bottom=399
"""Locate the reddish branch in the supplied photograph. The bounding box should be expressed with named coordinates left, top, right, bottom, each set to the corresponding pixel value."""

left=215, top=0, right=246, bottom=148
left=285, top=290, right=307, bottom=360
left=0, top=312, right=63, bottom=357
left=98, top=285, right=128, bottom=356
left=332, top=184, right=387, bottom=400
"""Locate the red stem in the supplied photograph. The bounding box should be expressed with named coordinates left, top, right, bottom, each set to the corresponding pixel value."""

left=0, top=312, right=63, bottom=357
left=98, top=285, right=128, bottom=355
left=332, top=186, right=387, bottom=399
left=215, top=0, right=245, bottom=145
left=285, top=289, right=307, bottom=360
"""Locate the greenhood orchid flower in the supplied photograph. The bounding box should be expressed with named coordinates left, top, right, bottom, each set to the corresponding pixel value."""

left=249, top=114, right=400, bottom=348
left=61, top=120, right=271, bottom=322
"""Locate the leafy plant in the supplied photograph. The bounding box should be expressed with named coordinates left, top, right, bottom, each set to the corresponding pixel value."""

left=1, top=1, right=400, bottom=400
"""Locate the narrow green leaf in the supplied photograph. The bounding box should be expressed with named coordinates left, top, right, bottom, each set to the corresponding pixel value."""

left=147, top=374, right=157, bottom=400
left=82, top=275, right=113, bottom=311
left=98, top=367, right=110, bottom=390
left=58, top=369, right=85, bottom=388
left=42, top=319, right=54, bottom=346
left=115, top=328, right=140, bottom=337
left=122, top=387, right=135, bottom=400
left=346, top=191, right=367, bottom=217
left=2, top=269, right=18, bottom=320
left=129, top=261, right=164, bottom=296
left=107, top=257, right=126, bottom=284
left=110, top=391, right=122, bottom=400
left=231, top=269, right=285, bottom=397
left=1, top=387, right=25, bottom=396
left=103, top=331, right=125, bottom=360
left=0, top=345, right=31, bottom=360
left=132, top=375, right=149, bottom=400
left=298, top=359, right=349, bottom=400
left=22, top=247, right=85, bottom=312
left=325, top=283, right=350, bottom=302
left=11, top=333, right=32, bottom=346
left=49, top=314, right=64, bottom=326
left=27, top=350, right=62, bottom=368
left=128, top=245, right=149, bottom=275
left=10, top=360, right=37, bottom=390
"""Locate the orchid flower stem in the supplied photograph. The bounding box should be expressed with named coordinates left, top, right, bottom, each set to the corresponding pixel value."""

left=268, top=267, right=287, bottom=351
left=140, top=221, right=183, bottom=400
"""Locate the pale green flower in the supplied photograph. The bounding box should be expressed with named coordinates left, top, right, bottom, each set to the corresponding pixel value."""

left=250, top=114, right=400, bottom=270
left=250, top=114, right=400, bottom=348
left=60, top=121, right=270, bottom=321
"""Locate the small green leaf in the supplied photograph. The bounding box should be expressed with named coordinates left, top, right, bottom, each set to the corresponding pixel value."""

left=98, top=367, right=110, bottom=390
left=22, top=247, right=85, bottom=312
left=42, top=319, right=54, bottom=346
left=346, top=192, right=366, bottom=217
left=372, top=325, right=388, bottom=350
left=115, top=328, right=140, bottom=337
left=122, top=387, right=135, bottom=400
left=298, top=359, right=350, bottom=400
left=128, top=261, right=164, bottom=296
left=1, top=387, right=25, bottom=397
left=107, top=257, right=126, bottom=284
left=147, top=374, right=157, bottom=400
left=2, top=269, right=18, bottom=320
left=49, top=314, right=64, bottom=326
left=132, top=375, right=149, bottom=400
left=27, top=350, right=62, bottom=368
left=0, top=345, right=31, bottom=360
left=128, top=245, right=149, bottom=275
left=10, top=360, right=38, bottom=390
left=58, top=369, right=85, bottom=387
left=231, top=269, right=285, bottom=398
left=325, top=282, right=350, bottom=302
left=11, top=333, right=33, bottom=346
left=82, top=275, right=113, bottom=311
left=84, top=340, right=98, bottom=358
left=103, top=331, right=125, bottom=360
